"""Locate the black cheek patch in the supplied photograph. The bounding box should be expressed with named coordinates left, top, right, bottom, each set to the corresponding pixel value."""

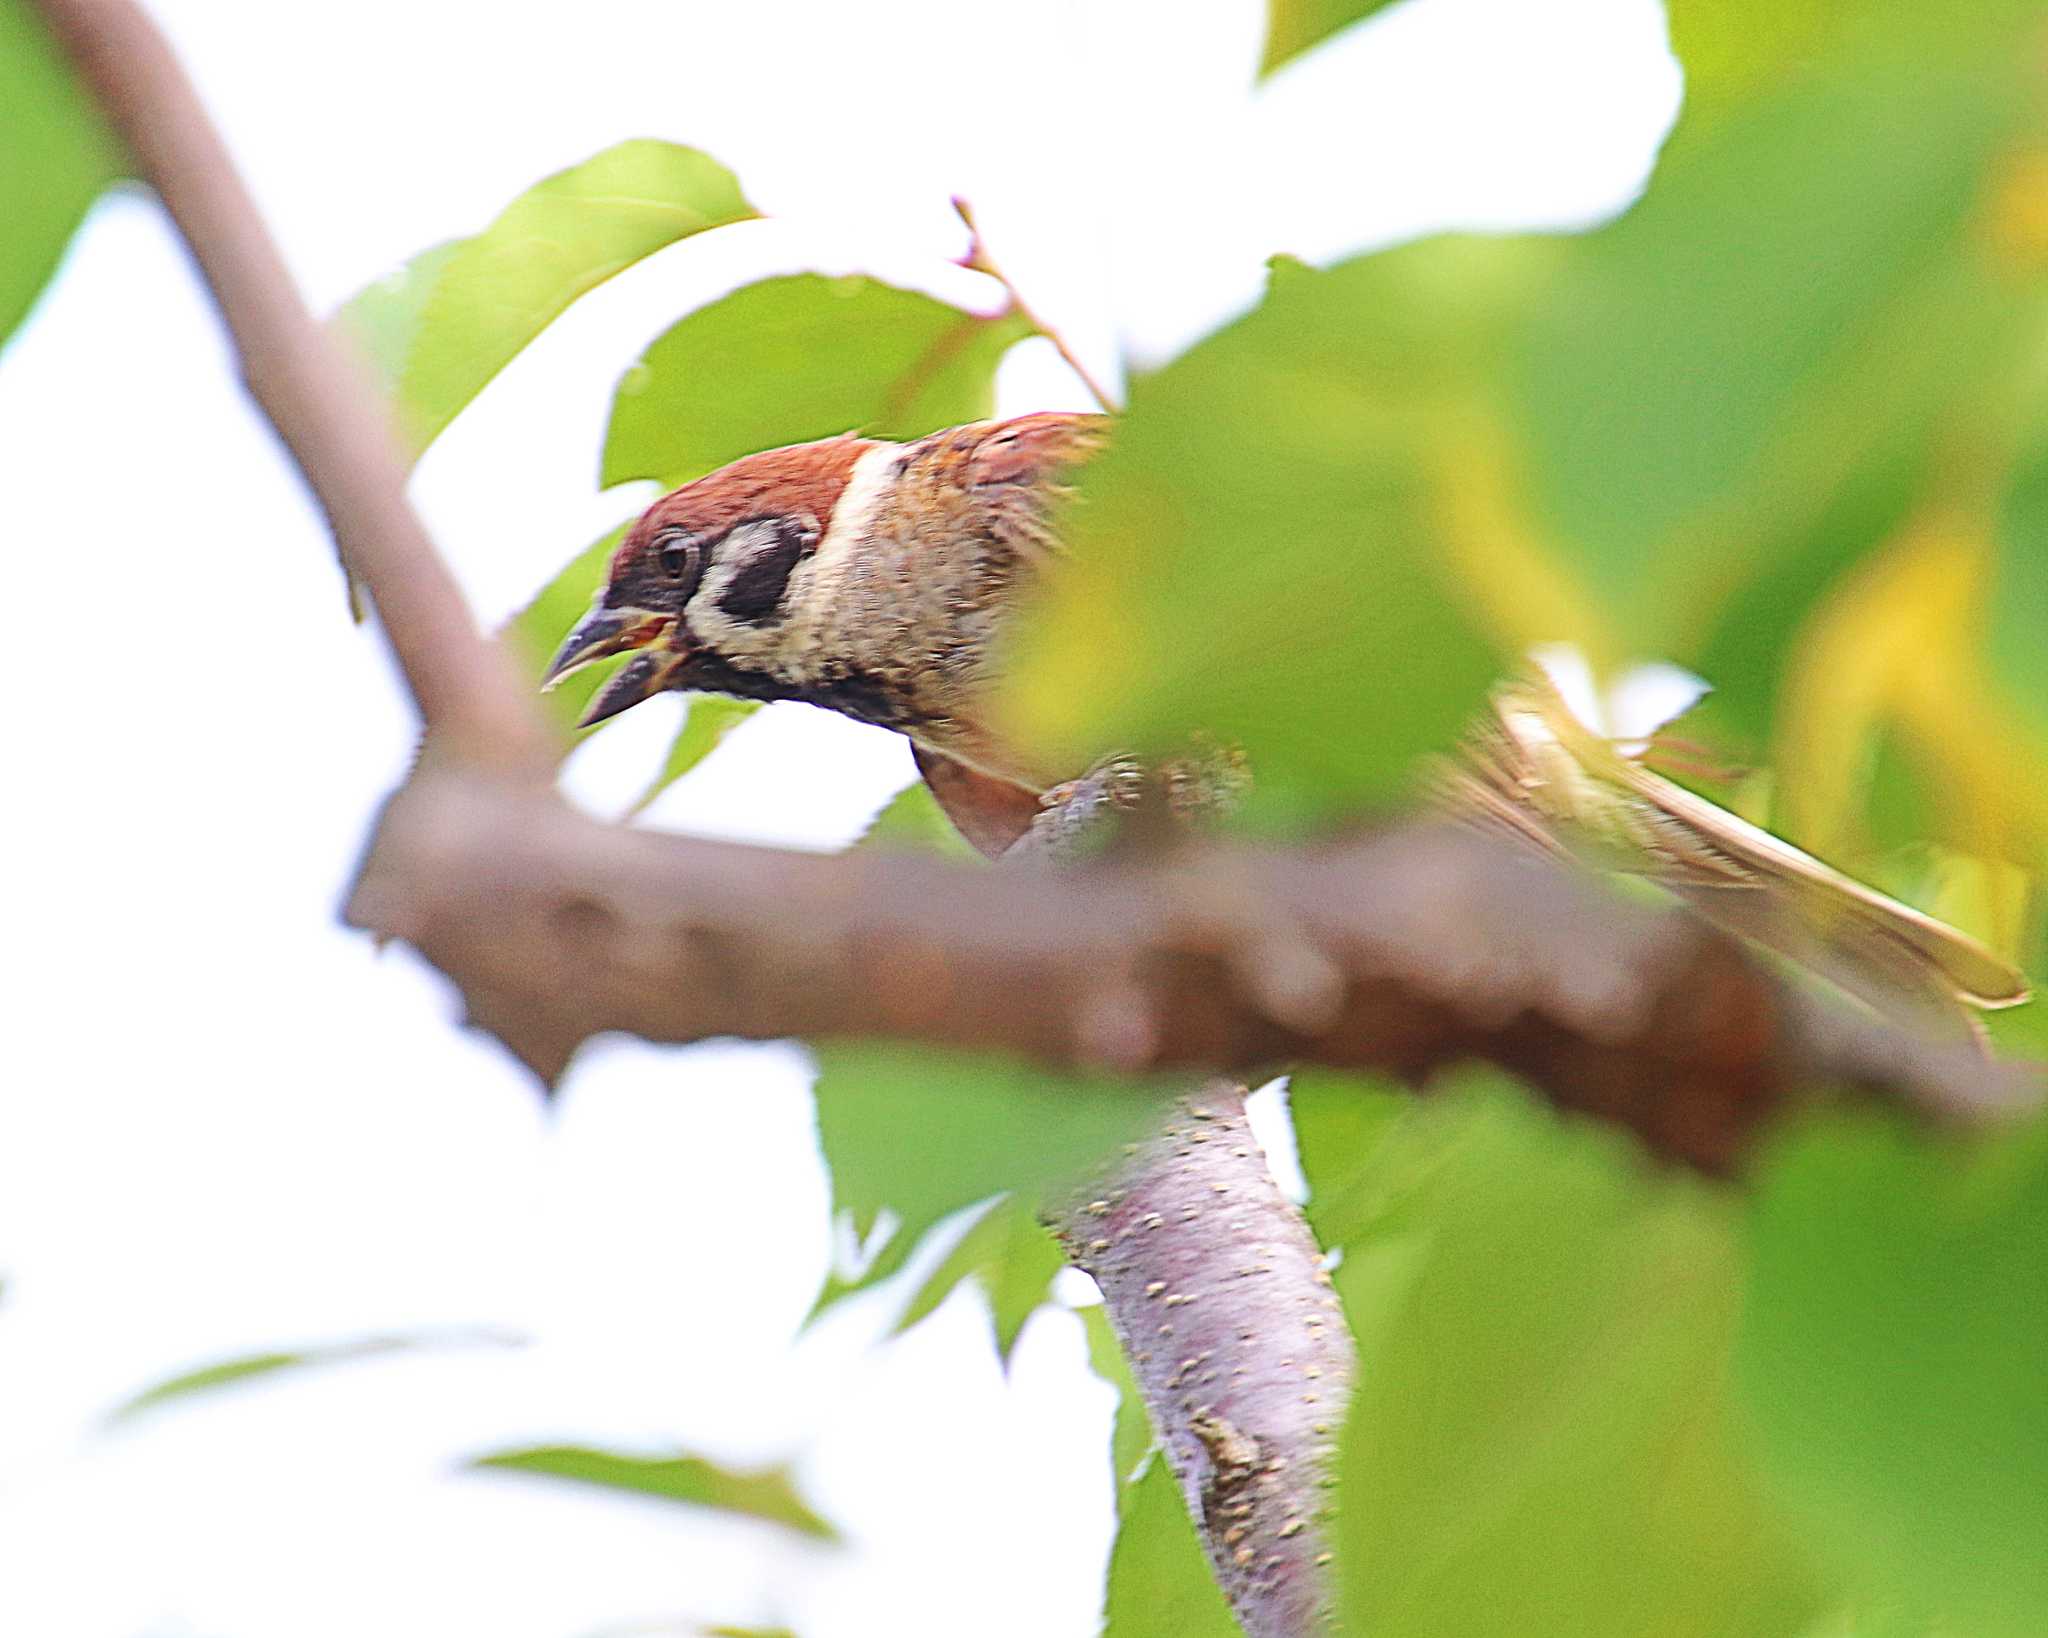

left=717, top=530, right=807, bottom=624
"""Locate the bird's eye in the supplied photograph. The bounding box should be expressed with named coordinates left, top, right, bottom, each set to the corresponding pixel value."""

left=655, top=530, right=695, bottom=580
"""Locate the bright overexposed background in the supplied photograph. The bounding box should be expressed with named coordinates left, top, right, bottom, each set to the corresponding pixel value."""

left=0, top=2, right=1678, bottom=1633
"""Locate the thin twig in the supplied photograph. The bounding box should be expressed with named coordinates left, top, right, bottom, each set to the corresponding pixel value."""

left=954, top=196, right=1121, bottom=414
left=33, top=0, right=552, bottom=775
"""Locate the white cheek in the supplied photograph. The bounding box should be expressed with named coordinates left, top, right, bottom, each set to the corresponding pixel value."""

left=683, top=556, right=824, bottom=670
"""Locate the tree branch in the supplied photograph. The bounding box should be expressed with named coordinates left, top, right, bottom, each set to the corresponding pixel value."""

left=33, top=0, right=551, bottom=773
left=1049, top=1084, right=1351, bottom=1636
left=346, top=769, right=2037, bottom=1172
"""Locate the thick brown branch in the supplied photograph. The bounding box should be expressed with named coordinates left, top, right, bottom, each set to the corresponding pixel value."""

left=34, top=0, right=549, bottom=772
left=348, top=771, right=2039, bottom=1172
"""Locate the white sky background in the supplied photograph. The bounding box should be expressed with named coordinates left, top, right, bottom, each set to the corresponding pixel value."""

left=0, top=3, right=1679, bottom=1634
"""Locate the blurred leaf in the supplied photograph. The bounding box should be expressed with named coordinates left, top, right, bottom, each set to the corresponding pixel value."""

left=1102, top=1456, right=1240, bottom=1638
left=1003, top=243, right=1515, bottom=825
left=0, top=0, right=122, bottom=351
left=1259, top=0, right=1402, bottom=78
left=1738, top=1109, right=2048, bottom=1637
left=338, top=141, right=755, bottom=460
left=499, top=522, right=630, bottom=746
left=1689, top=452, right=1926, bottom=752
left=892, top=1195, right=1065, bottom=1364
left=472, top=1445, right=834, bottom=1541
left=1332, top=1077, right=1826, bottom=1638
left=626, top=694, right=760, bottom=816
left=107, top=1327, right=520, bottom=1423
left=1013, top=5, right=2044, bottom=832
left=809, top=1043, right=1161, bottom=1307
left=1521, top=41, right=2024, bottom=650
left=1668, top=0, right=2043, bottom=142
left=1285, top=1067, right=1413, bottom=1248
left=603, top=274, right=1031, bottom=488
left=855, top=780, right=978, bottom=858
left=1774, top=514, right=2045, bottom=869
left=1080, top=1302, right=1153, bottom=1504
left=1988, top=423, right=2048, bottom=877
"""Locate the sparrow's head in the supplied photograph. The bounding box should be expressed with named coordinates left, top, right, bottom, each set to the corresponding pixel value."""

left=543, top=434, right=879, bottom=725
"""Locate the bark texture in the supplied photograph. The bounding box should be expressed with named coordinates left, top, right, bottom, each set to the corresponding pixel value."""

left=1051, top=1084, right=1350, bottom=1637
left=349, top=770, right=2035, bottom=1172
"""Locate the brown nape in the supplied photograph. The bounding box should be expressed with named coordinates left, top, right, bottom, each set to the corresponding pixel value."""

left=962, top=411, right=1111, bottom=487
left=617, top=434, right=881, bottom=571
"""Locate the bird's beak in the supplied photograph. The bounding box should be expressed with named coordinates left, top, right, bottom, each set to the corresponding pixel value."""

left=542, top=605, right=689, bottom=727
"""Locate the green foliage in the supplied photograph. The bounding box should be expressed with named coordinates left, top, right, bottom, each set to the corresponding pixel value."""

left=807, top=1044, right=1161, bottom=1312
left=106, top=1328, right=519, bottom=1423
left=1285, top=1068, right=1411, bottom=1247
left=470, top=1445, right=834, bottom=1540
left=1101, top=1457, right=1241, bottom=1637
left=1991, top=423, right=2048, bottom=800
left=338, top=141, right=756, bottom=461
left=1739, top=1109, right=2048, bottom=1637
left=502, top=522, right=629, bottom=743
left=1259, top=0, right=1403, bottom=77
left=1518, top=46, right=2016, bottom=649
left=1009, top=0, right=2048, bottom=861
left=856, top=780, right=979, bottom=859
left=1316, top=1077, right=1827, bottom=1638
left=1079, top=1303, right=1153, bottom=1505
left=0, top=0, right=122, bottom=352
left=601, top=273, right=1031, bottom=488
left=890, top=1195, right=1067, bottom=1365
left=1004, top=244, right=1509, bottom=825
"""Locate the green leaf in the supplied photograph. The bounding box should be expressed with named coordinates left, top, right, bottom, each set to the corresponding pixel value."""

left=0, top=0, right=123, bottom=351
left=1284, top=1068, right=1413, bottom=1249
left=337, top=141, right=756, bottom=460
left=471, top=1445, right=835, bottom=1541
left=1003, top=244, right=1511, bottom=826
left=1102, top=1456, right=1240, bottom=1638
left=891, top=1196, right=1065, bottom=1364
left=1520, top=29, right=2028, bottom=656
left=1017, top=4, right=2044, bottom=831
left=809, top=1043, right=1161, bottom=1312
left=500, top=522, right=628, bottom=745
left=1080, top=1302, right=1153, bottom=1504
left=1332, top=1077, right=1826, bottom=1638
left=1991, top=435, right=2048, bottom=722
left=626, top=694, right=760, bottom=816
left=856, top=780, right=978, bottom=859
left=107, top=1328, right=520, bottom=1423
left=1259, top=0, right=1403, bottom=78
left=1737, top=1109, right=2048, bottom=1637
left=602, top=273, right=1032, bottom=489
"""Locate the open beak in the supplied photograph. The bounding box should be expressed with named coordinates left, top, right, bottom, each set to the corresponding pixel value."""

left=542, top=605, right=689, bottom=727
